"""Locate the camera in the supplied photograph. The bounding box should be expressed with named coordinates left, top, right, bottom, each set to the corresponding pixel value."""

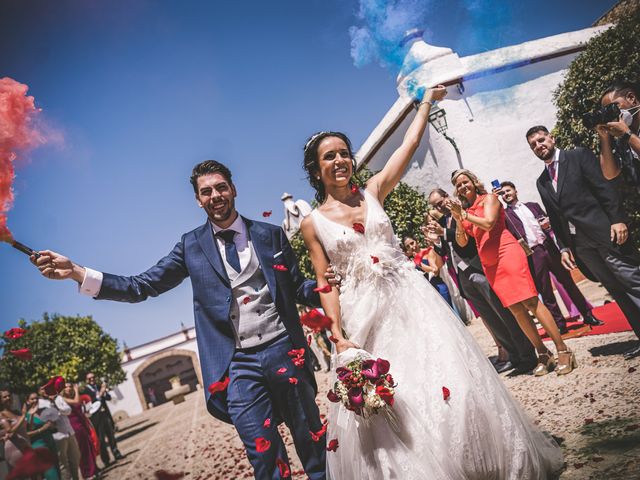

left=582, top=103, right=621, bottom=129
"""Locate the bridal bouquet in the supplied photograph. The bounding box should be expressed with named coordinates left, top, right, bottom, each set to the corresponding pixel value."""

left=327, top=349, right=396, bottom=418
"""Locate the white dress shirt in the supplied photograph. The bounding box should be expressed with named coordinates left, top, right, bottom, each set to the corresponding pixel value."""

left=510, top=202, right=546, bottom=248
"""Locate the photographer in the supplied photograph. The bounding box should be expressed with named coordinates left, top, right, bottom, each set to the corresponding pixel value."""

left=595, top=80, right=640, bottom=187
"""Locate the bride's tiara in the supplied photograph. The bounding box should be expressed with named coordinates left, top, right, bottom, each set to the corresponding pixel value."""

left=304, top=131, right=330, bottom=152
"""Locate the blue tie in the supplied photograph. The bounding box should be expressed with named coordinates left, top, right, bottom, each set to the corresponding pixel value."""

left=217, top=230, right=241, bottom=273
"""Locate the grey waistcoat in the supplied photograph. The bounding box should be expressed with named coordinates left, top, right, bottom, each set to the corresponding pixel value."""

left=227, top=242, right=285, bottom=349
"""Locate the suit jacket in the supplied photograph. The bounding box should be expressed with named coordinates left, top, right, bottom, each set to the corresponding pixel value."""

left=504, top=201, right=557, bottom=253
left=536, top=148, right=626, bottom=252
left=96, top=217, right=319, bottom=423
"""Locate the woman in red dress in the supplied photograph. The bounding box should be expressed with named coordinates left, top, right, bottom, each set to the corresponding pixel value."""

left=448, top=169, right=576, bottom=376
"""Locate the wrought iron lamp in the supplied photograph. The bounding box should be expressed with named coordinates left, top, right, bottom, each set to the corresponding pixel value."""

left=428, top=105, right=463, bottom=168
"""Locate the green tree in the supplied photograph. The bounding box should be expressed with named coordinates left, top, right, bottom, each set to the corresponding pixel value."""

left=290, top=168, right=430, bottom=277
left=0, top=314, right=125, bottom=393
left=553, top=11, right=640, bottom=248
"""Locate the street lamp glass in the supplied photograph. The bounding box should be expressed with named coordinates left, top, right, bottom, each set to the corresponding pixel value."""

left=428, top=106, right=448, bottom=135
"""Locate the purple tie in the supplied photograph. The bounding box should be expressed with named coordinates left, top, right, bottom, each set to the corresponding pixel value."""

left=547, top=162, right=556, bottom=181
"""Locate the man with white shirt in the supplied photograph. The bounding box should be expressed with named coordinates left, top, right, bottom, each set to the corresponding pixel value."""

left=31, top=160, right=327, bottom=479
left=527, top=125, right=640, bottom=360
left=500, top=181, right=604, bottom=333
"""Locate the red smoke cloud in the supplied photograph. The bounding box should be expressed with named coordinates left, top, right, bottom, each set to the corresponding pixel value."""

left=0, top=77, right=45, bottom=242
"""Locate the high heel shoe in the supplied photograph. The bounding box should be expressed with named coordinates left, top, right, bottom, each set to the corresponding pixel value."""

left=533, top=351, right=556, bottom=377
left=557, top=349, right=577, bottom=375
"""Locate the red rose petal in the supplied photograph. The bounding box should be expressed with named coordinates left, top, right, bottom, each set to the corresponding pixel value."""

left=242, top=296, right=251, bottom=305
left=287, top=348, right=305, bottom=358
left=6, top=447, right=56, bottom=479
left=353, top=222, right=365, bottom=234
left=371, top=255, right=379, bottom=264
left=154, top=471, right=186, bottom=480
left=310, top=422, right=328, bottom=442
left=276, top=367, right=287, bottom=375
left=326, top=439, right=339, bottom=452
left=299, top=309, right=333, bottom=332
left=329, top=335, right=338, bottom=344
left=4, top=327, right=26, bottom=340
left=79, top=394, right=92, bottom=404
left=255, top=437, right=271, bottom=453
left=273, top=264, right=288, bottom=272
left=313, top=284, right=332, bottom=293
left=263, top=418, right=271, bottom=428
left=307, top=335, right=312, bottom=346
left=288, top=377, right=298, bottom=385
left=629, top=367, right=637, bottom=373
left=573, top=463, right=585, bottom=469
left=262, top=210, right=272, bottom=217
left=350, top=184, right=358, bottom=195
left=207, top=376, right=230, bottom=395
left=442, top=386, right=450, bottom=401
left=584, top=418, right=594, bottom=425
left=276, top=458, right=291, bottom=478
left=9, top=348, right=32, bottom=361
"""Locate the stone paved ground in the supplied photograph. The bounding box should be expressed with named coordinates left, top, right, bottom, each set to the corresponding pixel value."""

left=103, top=281, right=640, bottom=480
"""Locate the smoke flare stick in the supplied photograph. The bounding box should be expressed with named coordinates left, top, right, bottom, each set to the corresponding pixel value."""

left=9, top=240, right=40, bottom=258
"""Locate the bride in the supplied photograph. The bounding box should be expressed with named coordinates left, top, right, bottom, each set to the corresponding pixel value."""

left=299, top=86, right=564, bottom=480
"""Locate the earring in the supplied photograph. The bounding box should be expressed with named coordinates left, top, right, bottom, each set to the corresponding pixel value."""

left=316, top=176, right=320, bottom=180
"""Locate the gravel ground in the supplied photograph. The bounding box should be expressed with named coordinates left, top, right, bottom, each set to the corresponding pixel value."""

left=102, top=281, right=640, bottom=480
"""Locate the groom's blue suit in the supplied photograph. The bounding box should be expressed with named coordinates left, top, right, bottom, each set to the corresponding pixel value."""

left=94, top=217, right=325, bottom=478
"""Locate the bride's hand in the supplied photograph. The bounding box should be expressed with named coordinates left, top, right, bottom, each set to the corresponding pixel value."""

left=425, top=85, right=447, bottom=103
left=335, top=338, right=358, bottom=354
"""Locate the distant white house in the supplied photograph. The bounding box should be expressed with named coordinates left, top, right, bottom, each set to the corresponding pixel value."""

left=357, top=25, right=611, bottom=204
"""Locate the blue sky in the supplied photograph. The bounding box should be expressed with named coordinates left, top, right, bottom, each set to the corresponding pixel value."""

left=1, top=0, right=616, bottom=347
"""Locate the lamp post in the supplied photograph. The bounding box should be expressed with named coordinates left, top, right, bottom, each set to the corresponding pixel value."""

left=428, top=105, right=463, bottom=169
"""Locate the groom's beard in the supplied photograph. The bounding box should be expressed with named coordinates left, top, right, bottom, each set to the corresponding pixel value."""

left=206, top=199, right=236, bottom=225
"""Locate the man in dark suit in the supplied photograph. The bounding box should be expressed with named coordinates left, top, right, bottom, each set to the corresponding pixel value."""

left=32, top=160, right=327, bottom=479
left=500, top=181, right=604, bottom=333
left=428, top=188, right=537, bottom=375
left=527, top=125, right=640, bottom=360
left=83, top=372, right=123, bottom=466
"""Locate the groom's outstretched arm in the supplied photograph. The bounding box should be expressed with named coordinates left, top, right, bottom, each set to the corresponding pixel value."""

left=32, top=238, right=189, bottom=303
left=277, top=227, right=320, bottom=307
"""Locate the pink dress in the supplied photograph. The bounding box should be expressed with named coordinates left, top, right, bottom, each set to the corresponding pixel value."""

left=67, top=403, right=97, bottom=478
left=463, top=194, right=537, bottom=307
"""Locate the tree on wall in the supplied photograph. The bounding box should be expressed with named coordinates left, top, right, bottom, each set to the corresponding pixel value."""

left=0, top=314, right=126, bottom=393
left=553, top=10, right=640, bottom=248
left=290, top=168, right=430, bottom=278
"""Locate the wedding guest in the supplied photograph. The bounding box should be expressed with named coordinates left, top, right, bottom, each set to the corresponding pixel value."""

left=527, top=125, right=640, bottom=360
left=83, top=372, right=123, bottom=466
left=403, top=235, right=453, bottom=307
left=427, top=188, right=537, bottom=375
left=0, top=389, right=30, bottom=472
left=38, top=386, right=82, bottom=480
left=552, top=273, right=594, bottom=321
left=62, top=383, right=98, bottom=480
left=450, top=169, right=575, bottom=376
left=25, top=392, right=61, bottom=480
left=499, top=180, right=605, bottom=333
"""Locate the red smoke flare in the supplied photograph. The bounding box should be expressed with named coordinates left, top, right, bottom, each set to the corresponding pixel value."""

left=0, top=77, right=45, bottom=242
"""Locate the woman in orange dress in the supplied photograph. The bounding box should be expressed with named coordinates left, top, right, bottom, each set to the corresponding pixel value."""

left=448, top=169, right=576, bottom=376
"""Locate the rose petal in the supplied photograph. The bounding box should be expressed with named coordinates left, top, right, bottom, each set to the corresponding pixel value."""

left=350, top=184, right=359, bottom=195
left=353, top=223, right=365, bottom=234
left=9, top=348, right=32, bottom=361
left=299, top=309, right=333, bottom=332
left=442, top=386, right=451, bottom=401
left=287, top=348, right=305, bottom=358
left=4, top=327, right=26, bottom=340
left=313, top=285, right=332, bottom=293
left=242, top=296, right=251, bottom=305
left=276, top=367, right=287, bottom=375
left=288, top=377, right=298, bottom=385
left=574, top=463, right=585, bottom=469
left=327, top=439, right=339, bottom=452
left=272, top=264, right=288, bottom=272
left=207, top=376, right=230, bottom=395
left=262, top=210, right=272, bottom=217
left=6, top=447, right=56, bottom=479
left=255, top=437, right=271, bottom=453
left=293, top=357, right=305, bottom=367
left=629, top=367, right=637, bottom=373
left=584, top=418, right=594, bottom=425
left=154, top=471, right=186, bottom=480
left=263, top=418, right=271, bottom=428
left=79, top=394, right=92, bottom=404
left=307, top=335, right=312, bottom=346
left=329, top=335, right=338, bottom=344
left=327, top=390, right=340, bottom=403
left=276, top=458, right=291, bottom=478
left=309, top=422, right=327, bottom=442
left=371, top=255, right=379, bottom=264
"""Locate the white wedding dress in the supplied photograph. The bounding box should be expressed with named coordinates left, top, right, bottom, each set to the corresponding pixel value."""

left=310, top=189, right=563, bottom=480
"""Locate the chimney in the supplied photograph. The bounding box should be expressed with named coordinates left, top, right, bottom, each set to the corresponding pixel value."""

left=396, top=29, right=465, bottom=98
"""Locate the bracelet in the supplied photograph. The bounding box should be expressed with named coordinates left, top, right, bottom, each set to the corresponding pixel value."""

left=461, top=210, right=468, bottom=220
left=414, top=99, right=437, bottom=110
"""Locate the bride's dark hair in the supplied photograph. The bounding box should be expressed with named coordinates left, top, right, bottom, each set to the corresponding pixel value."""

left=303, top=131, right=363, bottom=204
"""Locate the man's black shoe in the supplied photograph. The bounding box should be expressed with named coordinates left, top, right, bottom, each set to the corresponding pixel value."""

left=114, top=450, right=124, bottom=460
left=495, top=361, right=514, bottom=374
left=558, top=324, right=568, bottom=335
left=506, top=362, right=536, bottom=377
left=623, top=343, right=640, bottom=360
left=582, top=312, right=605, bottom=327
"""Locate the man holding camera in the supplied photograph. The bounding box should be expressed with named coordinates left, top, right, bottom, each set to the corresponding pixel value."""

left=595, top=80, right=640, bottom=187
left=527, top=125, right=640, bottom=360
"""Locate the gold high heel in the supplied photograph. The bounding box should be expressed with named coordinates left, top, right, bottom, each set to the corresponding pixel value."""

left=533, top=351, right=556, bottom=377
left=556, top=349, right=577, bottom=375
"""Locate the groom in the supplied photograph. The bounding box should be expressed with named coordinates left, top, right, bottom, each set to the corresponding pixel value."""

left=32, top=160, right=326, bottom=479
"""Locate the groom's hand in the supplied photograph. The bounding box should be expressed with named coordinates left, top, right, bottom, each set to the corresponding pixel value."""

left=32, top=250, right=86, bottom=282
left=324, top=265, right=342, bottom=290
left=335, top=338, right=358, bottom=354
left=611, top=223, right=628, bottom=245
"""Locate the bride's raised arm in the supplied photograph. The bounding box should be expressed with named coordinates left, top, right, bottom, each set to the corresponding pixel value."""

left=368, top=85, right=447, bottom=203
left=300, top=217, right=357, bottom=354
